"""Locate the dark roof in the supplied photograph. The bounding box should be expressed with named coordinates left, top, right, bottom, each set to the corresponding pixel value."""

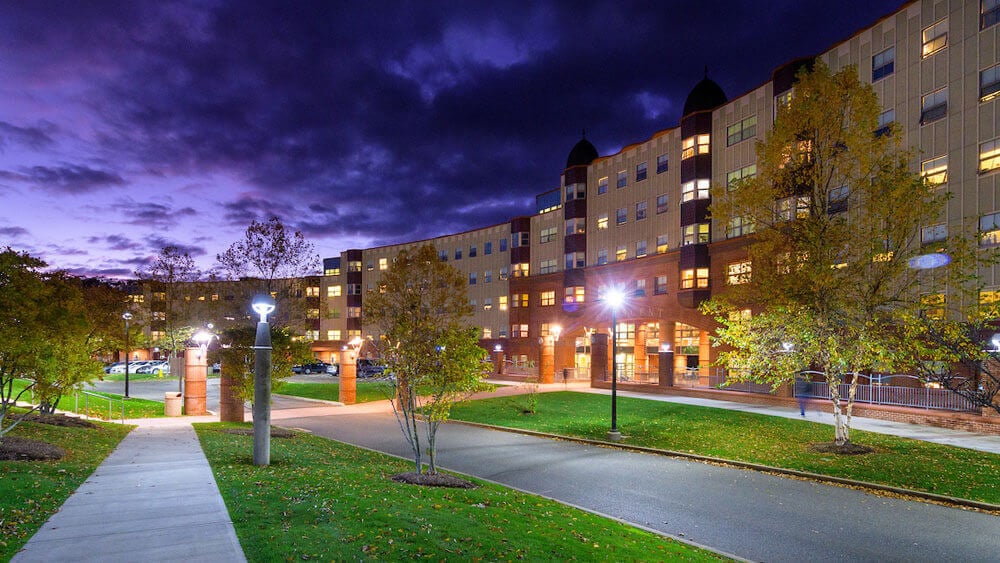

left=682, top=75, right=727, bottom=116
left=565, top=136, right=599, bottom=168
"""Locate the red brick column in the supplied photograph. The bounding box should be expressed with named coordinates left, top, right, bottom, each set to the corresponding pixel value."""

left=184, top=346, right=207, bottom=415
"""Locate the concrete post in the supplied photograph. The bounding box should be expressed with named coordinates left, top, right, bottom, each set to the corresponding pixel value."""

left=252, top=319, right=272, bottom=466
left=184, top=346, right=207, bottom=415
left=339, top=348, right=357, bottom=404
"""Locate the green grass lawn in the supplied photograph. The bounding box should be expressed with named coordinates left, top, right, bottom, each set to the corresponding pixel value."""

left=195, top=423, right=724, bottom=562
left=11, top=378, right=165, bottom=419
left=0, top=419, right=133, bottom=559
left=449, top=391, right=1000, bottom=505
left=277, top=381, right=394, bottom=404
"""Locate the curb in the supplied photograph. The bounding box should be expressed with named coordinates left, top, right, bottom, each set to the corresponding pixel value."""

left=449, top=419, right=1000, bottom=514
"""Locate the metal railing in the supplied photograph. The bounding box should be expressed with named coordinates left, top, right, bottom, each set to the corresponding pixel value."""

left=708, top=371, right=775, bottom=394
left=23, top=386, right=127, bottom=424
left=800, top=378, right=977, bottom=412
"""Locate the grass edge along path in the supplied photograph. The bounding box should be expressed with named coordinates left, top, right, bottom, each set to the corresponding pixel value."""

left=276, top=381, right=394, bottom=404
left=448, top=391, right=1000, bottom=507
left=194, top=422, right=730, bottom=562
left=0, top=419, right=133, bottom=559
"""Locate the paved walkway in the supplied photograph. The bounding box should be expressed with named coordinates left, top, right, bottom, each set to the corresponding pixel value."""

left=12, top=416, right=245, bottom=563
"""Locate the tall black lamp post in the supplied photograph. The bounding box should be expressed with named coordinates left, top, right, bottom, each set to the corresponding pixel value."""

left=251, top=295, right=276, bottom=466
left=122, top=311, right=133, bottom=399
left=605, top=289, right=625, bottom=441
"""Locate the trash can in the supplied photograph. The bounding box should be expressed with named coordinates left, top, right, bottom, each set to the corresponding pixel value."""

left=164, top=392, right=182, bottom=417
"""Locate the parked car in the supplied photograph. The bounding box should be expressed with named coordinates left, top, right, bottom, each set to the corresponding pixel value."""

left=357, top=359, right=386, bottom=378
left=292, top=361, right=333, bottom=375
left=108, top=360, right=151, bottom=374
left=104, top=362, right=125, bottom=374
left=136, top=361, right=170, bottom=375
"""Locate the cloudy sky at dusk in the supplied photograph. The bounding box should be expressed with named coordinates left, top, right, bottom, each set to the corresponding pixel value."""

left=0, top=0, right=903, bottom=278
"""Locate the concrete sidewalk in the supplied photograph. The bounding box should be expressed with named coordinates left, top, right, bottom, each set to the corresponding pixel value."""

left=12, top=417, right=245, bottom=563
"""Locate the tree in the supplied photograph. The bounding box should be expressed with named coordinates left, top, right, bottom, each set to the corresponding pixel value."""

left=704, top=62, right=971, bottom=446
left=363, top=245, right=492, bottom=476
left=217, top=216, right=318, bottom=292
left=135, top=245, right=201, bottom=357
left=214, top=325, right=310, bottom=402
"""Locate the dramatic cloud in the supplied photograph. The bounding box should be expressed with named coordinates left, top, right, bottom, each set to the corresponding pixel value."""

left=0, top=121, right=55, bottom=151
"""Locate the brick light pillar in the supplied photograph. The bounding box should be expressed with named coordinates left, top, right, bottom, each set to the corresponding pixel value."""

left=591, top=333, right=609, bottom=386
left=492, top=347, right=504, bottom=376
left=219, top=365, right=244, bottom=422
left=184, top=346, right=207, bottom=415
left=658, top=349, right=675, bottom=387
left=540, top=336, right=555, bottom=384
left=339, top=348, right=357, bottom=405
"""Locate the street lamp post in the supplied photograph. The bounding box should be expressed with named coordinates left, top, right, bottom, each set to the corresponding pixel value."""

left=251, top=295, right=276, bottom=466
left=122, top=312, right=133, bottom=399
left=605, top=289, right=625, bottom=441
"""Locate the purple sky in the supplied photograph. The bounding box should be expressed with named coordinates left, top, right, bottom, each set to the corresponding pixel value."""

left=0, top=0, right=903, bottom=277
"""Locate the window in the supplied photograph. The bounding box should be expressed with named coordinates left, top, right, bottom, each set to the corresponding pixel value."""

left=774, top=90, right=794, bottom=120
left=828, top=185, right=849, bottom=215
left=498, top=296, right=508, bottom=311
left=636, top=240, right=647, bottom=258
left=982, top=65, right=1000, bottom=103
left=636, top=162, right=647, bottom=182
left=326, top=285, right=343, bottom=298
left=726, top=164, right=757, bottom=190
left=656, top=153, right=669, bottom=174
left=306, top=308, right=320, bottom=320
left=922, top=19, right=948, bottom=58
left=726, top=115, right=757, bottom=146
left=981, top=289, right=1000, bottom=310
left=539, top=259, right=558, bottom=274
left=681, top=134, right=710, bottom=159
left=485, top=241, right=492, bottom=255
left=777, top=196, right=811, bottom=221
left=616, top=207, right=627, bottom=225
left=565, top=183, right=586, bottom=201
left=499, top=238, right=508, bottom=252
left=153, top=311, right=166, bottom=321
left=616, top=245, right=627, bottom=262
left=347, top=283, right=362, bottom=295
left=597, top=249, right=608, bottom=265
left=981, top=138, right=1000, bottom=174
left=347, top=306, right=361, bottom=318
left=366, top=261, right=374, bottom=271
left=512, top=231, right=530, bottom=248
left=654, top=275, right=668, bottom=295
left=511, top=293, right=529, bottom=308
left=564, top=286, right=585, bottom=303
left=540, top=291, right=556, bottom=306
left=876, top=109, right=895, bottom=137
left=727, top=261, right=752, bottom=285
left=597, top=213, right=609, bottom=229
left=565, top=217, right=586, bottom=235
left=872, top=47, right=895, bottom=81
left=540, top=226, right=557, bottom=243
left=455, top=248, right=462, bottom=260
left=327, top=330, right=341, bottom=341
left=129, top=294, right=144, bottom=303
left=616, top=170, right=627, bottom=188
left=500, top=265, right=509, bottom=280
left=634, top=279, right=647, bottom=297
left=598, top=176, right=608, bottom=194
left=466, top=272, right=476, bottom=285
left=984, top=0, right=1000, bottom=29
left=921, top=293, right=945, bottom=320
left=565, top=251, right=585, bottom=270
left=512, top=324, right=529, bottom=338
left=921, top=155, right=948, bottom=186
left=726, top=217, right=754, bottom=239
left=484, top=270, right=492, bottom=283
left=635, top=201, right=647, bottom=221
left=656, top=234, right=668, bottom=253
left=921, top=223, right=947, bottom=244
left=513, top=262, right=529, bottom=277
left=438, top=250, right=448, bottom=262
left=482, top=327, right=492, bottom=339
left=981, top=212, right=1000, bottom=246
left=656, top=193, right=669, bottom=214
left=347, top=329, right=361, bottom=340
left=681, top=179, right=710, bottom=202
left=469, top=245, right=477, bottom=257
left=683, top=223, right=710, bottom=245
left=921, top=88, right=948, bottom=124
left=680, top=268, right=709, bottom=289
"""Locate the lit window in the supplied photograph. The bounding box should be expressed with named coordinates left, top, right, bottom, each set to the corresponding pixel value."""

left=656, top=194, right=669, bottom=214
left=129, top=294, right=144, bottom=303
left=774, top=90, right=793, bottom=121
left=598, top=176, right=608, bottom=194
left=727, top=164, right=757, bottom=190
left=512, top=263, right=529, bottom=277
left=726, top=217, right=754, bottom=239
left=511, top=293, right=529, bottom=308
left=636, top=162, right=647, bottom=182
left=305, top=286, right=319, bottom=297
left=540, top=291, right=555, bottom=306
left=681, top=134, right=710, bottom=159
left=153, top=311, right=165, bottom=321
left=872, top=47, right=895, bottom=81
left=617, top=170, right=627, bottom=188
left=921, top=155, right=948, bottom=186
left=980, top=138, right=1000, bottom=174
left=636, top=201, right=647, bottom=221
left=681, top=179, right=710, bottom=202
left=636, top=240, right=647, bottom=258
left=498, top=296, right=508, bottom=311
left=565, top=252, right=586, bottom=270
left=922, top=18, right=948, bottom=58
left=777, top=196, right=811, bottom=221
left=306, top=308, right=320, bottom=319
left=539, top=259, right=558, bottom=275
left=981, top=212, right=1000, bottom=246
left=726, top=115, right=757, bottom=146
left=153, top=291, right=166, bottom=300
left=327, top=330, right=341, bottom=341
left=616, top=207, right=627, bottom=225
left=982, top=65, right=1000, bottom=103
left=483, top=327, right=492, bottom=338
left=347, top=330, right=361, bottom=339
left=325, top=266, right=341, bottom=276
left=921, top=88, right=948, bottom=124
left=680, top=268, right=709, bottom=289
left=984, top=0, right=1000, bottom=29
left=469, top=272, right=477, bottom=285
left=540, top=226, right=557, bottom=243
left=654, top=275, right=668, bottom=295
left=597, top=213, right=609, bottom=229
left=726, top=261, right=752, bottom=285
left=828, top=186, right=849, bottom=215
left=347, top=306, right=361, bottom=318
left=921, top=224, right=947, bottom=244
left=656, top=153, right=669, bottom=174
left=616, top=245, right=627, bottom=262
left=565, top=218, right=586, bottom=236
left=656, top=234, right=668, bottom=253
left=597, top=249, right=608, bottom=265
left=876, top=109, right=895, bottom=137
left=921, top=293, right=945, bottom=320
left=512, top=324, right=529, bottom=338
left=211, top=293, right=220, bottom=301
left=980, top=289, right=1000, bottom=309
left=564, top=286, right=585, bottom=303
left=682, top=223, right=710, bottom=245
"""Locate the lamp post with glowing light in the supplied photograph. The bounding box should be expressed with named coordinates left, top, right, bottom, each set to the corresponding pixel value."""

left=122, top=312, right=133, bottom=399
left=251, top=295, right=275, bottom=466
left=605, top=289, right=625, bottom=441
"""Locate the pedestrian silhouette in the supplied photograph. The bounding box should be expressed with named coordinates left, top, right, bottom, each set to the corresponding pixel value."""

left=794, top=376, right=812, bottom=416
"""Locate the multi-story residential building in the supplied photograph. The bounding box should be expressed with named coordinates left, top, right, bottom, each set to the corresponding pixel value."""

left=316, top=0, right=1000, bottom=388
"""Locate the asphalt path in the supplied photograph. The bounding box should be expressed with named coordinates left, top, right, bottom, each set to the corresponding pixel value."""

left=275, top=405, right=1000, bottom=563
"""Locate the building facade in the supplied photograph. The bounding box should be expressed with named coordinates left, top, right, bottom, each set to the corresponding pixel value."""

left=313, top=0, right=1000, bottom=385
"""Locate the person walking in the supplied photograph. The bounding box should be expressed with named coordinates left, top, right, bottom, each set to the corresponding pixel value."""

left=794, top=376, right=812, bottom=416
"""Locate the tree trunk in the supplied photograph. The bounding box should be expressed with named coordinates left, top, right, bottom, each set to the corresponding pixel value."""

left=828, top=374, right=849, bottom=446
